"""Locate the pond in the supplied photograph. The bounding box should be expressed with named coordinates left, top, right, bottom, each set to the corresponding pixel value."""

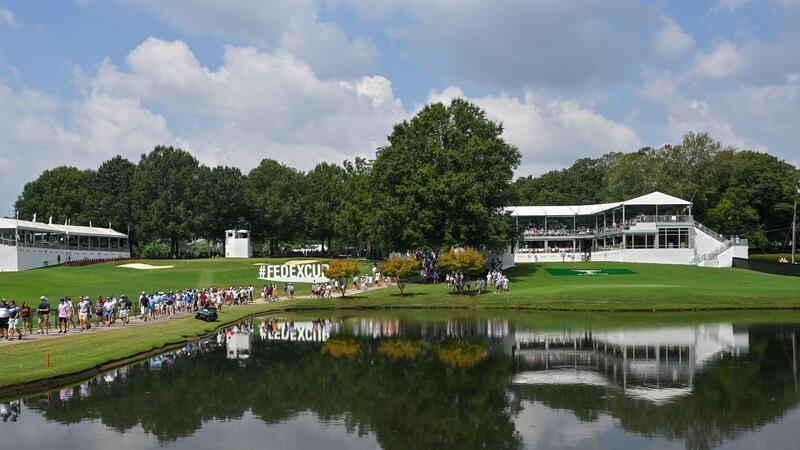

left=1, top=310, right=799, bottom=450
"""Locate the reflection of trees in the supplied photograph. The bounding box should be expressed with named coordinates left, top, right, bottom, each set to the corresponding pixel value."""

left=25, top=338, right=522, bottom=449
left=512, top=331, right=800, bottom=450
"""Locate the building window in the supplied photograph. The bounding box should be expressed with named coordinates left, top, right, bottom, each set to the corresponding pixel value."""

left=659, top=228, right=689, bottom=249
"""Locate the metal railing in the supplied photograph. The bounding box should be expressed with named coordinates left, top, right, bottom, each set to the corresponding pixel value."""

left=1, top=239, right=126, bottom=252
left=694, top=221, right=727, bottom=243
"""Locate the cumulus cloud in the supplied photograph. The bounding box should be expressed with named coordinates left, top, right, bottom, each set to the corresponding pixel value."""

left=651, top=17, right=694, bottom=58
left=0, top=81, right=173, bottom=214
left=129, top=0, right=378, bottom=78
left=426, top=86, right=642, bottom=175
left=88, top=37, right=405, bottom=169
left=378, top=0, right=659, bottom=90
left=689, top=40, right=746, bottom=80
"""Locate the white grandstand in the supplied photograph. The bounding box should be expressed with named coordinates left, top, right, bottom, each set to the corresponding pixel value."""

left=505, top=191, right=748, bottom=267
left=0, top=217, right=130, bottom=271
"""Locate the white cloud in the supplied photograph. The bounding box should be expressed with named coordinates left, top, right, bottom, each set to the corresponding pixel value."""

left=426, top=86, right=642, bottom=176
left=129, top=0, right=378, bottom=78
left=689, top=40, right=745, bottom=80
left=0, top=81, right=173, bottom=215
left=0, top=8, right=18, bottom=28
left=652, top=17, right=694, bottom=58
left=88, top=38, right=404, bottom=169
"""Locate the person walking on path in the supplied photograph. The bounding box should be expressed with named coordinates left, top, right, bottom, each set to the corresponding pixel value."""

left=78, top=296, right=91, bottom=331
left=7, top=301, right=22, bottom=340
left=57, top=298, right=71, bottom=334
left=0, top=300, right=10, bottom=339
left=37, top=296, right=51, bottom=335
left=20, top=302, right=32, bottom=335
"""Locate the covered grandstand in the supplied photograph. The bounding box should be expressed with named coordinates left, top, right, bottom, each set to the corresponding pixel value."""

left=0, top=217, right=130, bottom=271
left=505, top=191, right=748, bottom=267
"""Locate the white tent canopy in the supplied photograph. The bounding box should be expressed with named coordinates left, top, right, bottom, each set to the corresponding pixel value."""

left=0, top=217, right=127, bottom=238
left=506, top=191, right=691, bottom=217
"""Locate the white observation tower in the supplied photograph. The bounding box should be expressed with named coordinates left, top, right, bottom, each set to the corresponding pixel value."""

left=225, top=229, right=251, bottom=258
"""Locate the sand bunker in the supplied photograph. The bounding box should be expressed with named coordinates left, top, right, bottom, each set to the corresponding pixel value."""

left=117, top=263, right=174, bottom=270
left=251, top=259, right=320, bottom=266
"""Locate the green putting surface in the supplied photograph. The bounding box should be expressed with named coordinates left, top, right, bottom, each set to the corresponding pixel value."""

left=545, top=268, right=637, bottom=276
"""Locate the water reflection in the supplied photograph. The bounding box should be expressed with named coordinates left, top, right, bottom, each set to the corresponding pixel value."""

left=0, top=313, right=798, bottom=450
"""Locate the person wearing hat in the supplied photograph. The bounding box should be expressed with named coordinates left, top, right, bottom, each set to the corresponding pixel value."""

left=36, top=296, right=51, bottom=335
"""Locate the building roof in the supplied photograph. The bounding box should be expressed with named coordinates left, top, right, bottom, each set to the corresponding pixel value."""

left=506, top=191, right=690, bottom=217
left=0, top=218, right=127, bottom=237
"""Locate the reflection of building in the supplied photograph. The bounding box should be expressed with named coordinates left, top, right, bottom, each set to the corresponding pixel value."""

left=511, top=324, right=749, bottom=404
left=226, top=332, right=252, bottom=359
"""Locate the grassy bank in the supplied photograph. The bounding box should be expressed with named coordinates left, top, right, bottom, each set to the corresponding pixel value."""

left=2, top=258, right=800, bottom=391
left=0, top=303, right=277, bottom=391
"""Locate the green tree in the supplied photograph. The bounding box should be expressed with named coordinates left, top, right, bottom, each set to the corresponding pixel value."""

left=94, top=156, right=137, bottom=242
left=131, top=146, right=202, bottom=257
left=195, top=165, right=248, bottom=248
left=304, top=162, right=346, bottom=253
left=334, top=157, right=373, bottom=256
left=378, top=256, right=421, bottom=295
left=369, top=98, right=521, bottom=252
left=246, top=159, right=306, bottom=255
left=14, top=166, right=97, bottom=225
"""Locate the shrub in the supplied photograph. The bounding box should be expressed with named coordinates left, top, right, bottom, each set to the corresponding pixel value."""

left=378, top=256, right=421, bottom=295
left=134, top=241, right=171, bottom=259
left=323, top=259, right=361, bottom=297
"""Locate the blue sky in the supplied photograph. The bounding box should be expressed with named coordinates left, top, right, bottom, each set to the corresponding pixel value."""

left=0, top=0, right=799, bottom=216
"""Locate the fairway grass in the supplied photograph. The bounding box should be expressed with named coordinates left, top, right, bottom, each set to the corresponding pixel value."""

left=1, top=259, right=799, bottom=391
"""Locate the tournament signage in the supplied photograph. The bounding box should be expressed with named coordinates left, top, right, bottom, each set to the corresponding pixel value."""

left=258, top=262, right=330, bottom=283
left=545, top=268, right=637, bottom=276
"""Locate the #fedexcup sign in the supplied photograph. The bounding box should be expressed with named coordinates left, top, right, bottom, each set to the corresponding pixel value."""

left=258, top=262, right=330, bottom=283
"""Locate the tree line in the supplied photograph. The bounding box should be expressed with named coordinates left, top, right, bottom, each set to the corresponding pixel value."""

left=12, top=99, right=799, bottom=256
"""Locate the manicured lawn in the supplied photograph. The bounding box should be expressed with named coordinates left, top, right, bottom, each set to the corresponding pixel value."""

left=0, top=257, right=321, bottom=303
left=2, top=259, right=800, bottom=391
left=280, top=262, right=800, bottom=311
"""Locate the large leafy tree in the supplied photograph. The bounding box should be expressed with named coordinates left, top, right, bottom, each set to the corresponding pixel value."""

left=131, top=146, right=202, bottom=257
left=93, top=156, right=137, bottom=242
left=195, top=165, right=248, bottom=246
left=246, top=159, right=306, bottom=255
left=369, top=98, right=521, bottom=252
left=334, top=157, right=374, bottom=255
left=304, top=162, right=346, bottom=252
left=513, top=157, right=608, bottom=205
left=14, top=166, right=97, bottom=225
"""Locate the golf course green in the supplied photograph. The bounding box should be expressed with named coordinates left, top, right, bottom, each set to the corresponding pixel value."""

left=1, top=258, right=799, bottom=391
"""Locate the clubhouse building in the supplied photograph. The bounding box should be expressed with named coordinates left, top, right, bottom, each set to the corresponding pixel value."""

left=0, top=217, right=130, bottom=272
left=506, top=191, right=747, bottom=267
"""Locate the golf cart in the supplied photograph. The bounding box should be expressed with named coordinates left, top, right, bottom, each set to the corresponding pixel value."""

left=195, top=306, right=218, bottom=322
